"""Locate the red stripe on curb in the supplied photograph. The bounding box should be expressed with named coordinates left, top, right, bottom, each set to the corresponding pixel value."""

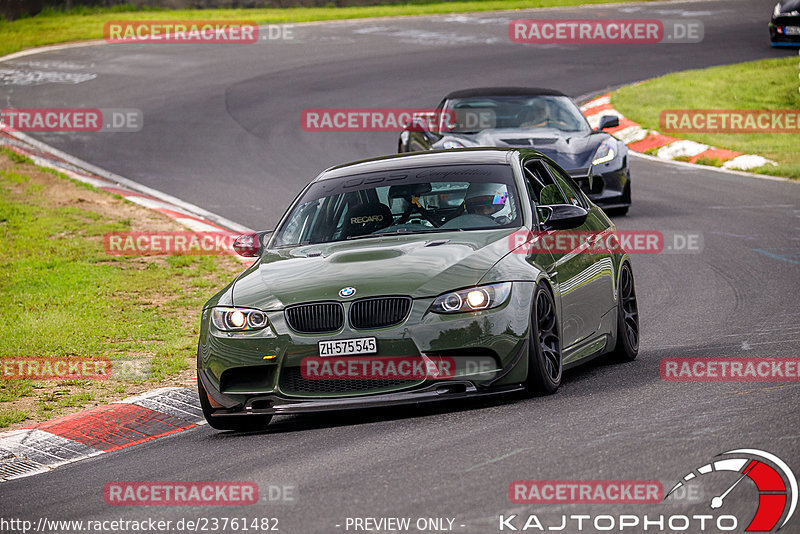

left=606, top=117, right=638, bottom=134
left=583, top=102, right=613, bottom=115
left=628, top=133, right=679, bottom=153
left=34, top=404, right=196, bottom=452
left=688, top=147, right=741, bottom=163
left=100, top=186, right=154, bottom=199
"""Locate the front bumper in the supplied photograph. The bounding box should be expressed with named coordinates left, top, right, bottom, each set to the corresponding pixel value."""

left=569, top=165, right=630, bottom=209
left=198, top=284, right=534, bottom=416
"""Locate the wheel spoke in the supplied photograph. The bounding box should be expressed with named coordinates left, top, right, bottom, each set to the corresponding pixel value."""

left=535, top=289, right=561, bottom=382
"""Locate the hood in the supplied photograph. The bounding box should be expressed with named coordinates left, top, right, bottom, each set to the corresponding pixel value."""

left=231, top=228, right=517, bottom=310
left=777, top=0, right=800, bottom=14
left=446, top=129, right=607, bottom=173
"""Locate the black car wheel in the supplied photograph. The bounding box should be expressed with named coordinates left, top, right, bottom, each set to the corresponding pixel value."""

left=526, top=284, right=562, bottom=394
left=609, top=262, right=639, bottom=362
left=198, top=373, right=272, bottom=431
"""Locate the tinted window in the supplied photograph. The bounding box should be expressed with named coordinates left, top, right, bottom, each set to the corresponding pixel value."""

left=273, top=164, right=521, bottom=246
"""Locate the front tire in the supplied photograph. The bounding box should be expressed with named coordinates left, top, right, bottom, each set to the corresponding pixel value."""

left=526, top=284, right=562, bottom=395
left=609, top=262, right=639, bottom=362
left=198, top=373, right=272, bottom=431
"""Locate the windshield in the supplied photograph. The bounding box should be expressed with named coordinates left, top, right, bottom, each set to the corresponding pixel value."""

left=441, top=95, right=591, bottom=134
left=273, top=164, right=521, bottom=247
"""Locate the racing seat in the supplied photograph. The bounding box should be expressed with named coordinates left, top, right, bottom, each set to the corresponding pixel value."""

left=341, top=202, right=393, bottom=239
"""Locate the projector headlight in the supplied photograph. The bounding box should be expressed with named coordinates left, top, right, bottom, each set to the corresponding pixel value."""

left=430, top=283, right=512, bottom=314
left=592, top=138, right=617, bottom=166
left=211, top=307, right=269, bottom=332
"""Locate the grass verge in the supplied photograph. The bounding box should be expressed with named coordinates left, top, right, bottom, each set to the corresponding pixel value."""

left=2, top=0, right=666, bottom=58
left=0, top=147, right=243, bottom=428
left=613, top=57, right=800, bottom=180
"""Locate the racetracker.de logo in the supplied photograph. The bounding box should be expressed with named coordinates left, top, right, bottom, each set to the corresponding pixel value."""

left=660, top=357, right=800, bottom=381
left=660, top=110, right=800, bottom=133
left=1, top=358, right=111, bottom=380
left=301, top=356, right=461, bottom=381
left=508, top=230, right=703, bottom=255
left=302, top=109, right=454, bottom=132
left=104, top=482, right=258, bottom=505
left=0, top=108, right=142, bottom=133
left=104, top=21, right=260, bottom=44
left=104, top=232, right=240, bottom=255
left=509, top=19, right=703, bottom=44
left=509, top=481, right=663, bottom=504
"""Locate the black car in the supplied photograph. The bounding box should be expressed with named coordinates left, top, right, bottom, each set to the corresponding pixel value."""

left=770, top=0, right=800, bottom=46
left=398, top=87, right=631, bottom=215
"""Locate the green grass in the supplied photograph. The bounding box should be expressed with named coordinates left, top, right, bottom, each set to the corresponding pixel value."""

left=0, top=151, right=242, bottom=427
left=613, top=57, right=800, bottom=180
left=1, top=0, right=666, bottom=58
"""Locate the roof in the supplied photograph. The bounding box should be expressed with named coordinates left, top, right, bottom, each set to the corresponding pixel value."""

left=317, top=148, right=539, bottom=181
left=444, top=87, right=567, bottom=99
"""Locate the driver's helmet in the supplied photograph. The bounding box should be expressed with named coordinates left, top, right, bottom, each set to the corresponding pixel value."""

left=464, top=182, right=509, bottom=216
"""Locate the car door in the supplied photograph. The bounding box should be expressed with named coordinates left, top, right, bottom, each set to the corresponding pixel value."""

left=523, top=159, right=614, bottom=350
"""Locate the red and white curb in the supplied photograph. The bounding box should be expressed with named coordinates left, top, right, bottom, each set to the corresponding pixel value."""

left=0, top=130, right=254, bottom=481
left=0, top=387, right=203, bottom=481
left=580, top=94, right=778, bottom=172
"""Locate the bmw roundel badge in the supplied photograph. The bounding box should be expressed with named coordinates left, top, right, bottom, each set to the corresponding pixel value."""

left=339, top=287, right=356, bottom=298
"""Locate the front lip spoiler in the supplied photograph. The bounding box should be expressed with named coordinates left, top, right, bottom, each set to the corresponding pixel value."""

left=208, top=381, right=524, bottom=417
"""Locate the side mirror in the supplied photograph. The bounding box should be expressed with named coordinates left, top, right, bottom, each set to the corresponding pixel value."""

left=596, top=115, right=619, bottom=131
left=406, top=112, right=440, bottom=141
left=539, top=204, right=589, bottom=231
left=233, top=230, right=273, bottom=257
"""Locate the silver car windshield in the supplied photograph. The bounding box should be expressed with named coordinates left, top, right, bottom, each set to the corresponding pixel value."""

left=273, top=164, right=521, bottom=247
left=442, top=95, right=591, bottom=134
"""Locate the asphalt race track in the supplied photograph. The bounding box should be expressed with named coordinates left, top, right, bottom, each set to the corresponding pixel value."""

left=2, top=0, right=799, bottom=532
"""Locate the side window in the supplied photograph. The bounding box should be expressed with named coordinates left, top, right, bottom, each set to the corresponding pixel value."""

left=546, top=162, right=586, bottom=208
left=524, top=161, right=567, bottom=206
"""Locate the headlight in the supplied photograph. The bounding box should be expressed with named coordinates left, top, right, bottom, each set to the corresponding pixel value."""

left=775, top=2, right=781, bottom=17
left=430, top=282, right=512, bottom=314
left=211, top=307, right=269, bottom=331
left=442, top=140, right=465, bottom=149
left=592, top=138, right=617, bottom=166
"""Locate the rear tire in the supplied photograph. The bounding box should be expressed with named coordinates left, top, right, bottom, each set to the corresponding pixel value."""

left=526, top=284, right=562, bottom=395
left=198, top=373, right=272, bottom=431
left=609, top=262, right=639, bottom=362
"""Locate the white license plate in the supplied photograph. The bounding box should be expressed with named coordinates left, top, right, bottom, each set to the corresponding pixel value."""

left=786, top=26, right=800, bottom=35
left=318, top=337, right=377, bottom=357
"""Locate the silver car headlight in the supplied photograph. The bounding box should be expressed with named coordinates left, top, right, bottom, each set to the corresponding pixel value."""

left=430, top=282, right=512, bottom=314
left=592, top=138, right=617, bottom=166
left=211, top=307, right=269, bottom=331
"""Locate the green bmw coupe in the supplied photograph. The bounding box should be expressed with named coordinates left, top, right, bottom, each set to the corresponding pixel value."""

left=197, top=148, right=639, bottom=430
